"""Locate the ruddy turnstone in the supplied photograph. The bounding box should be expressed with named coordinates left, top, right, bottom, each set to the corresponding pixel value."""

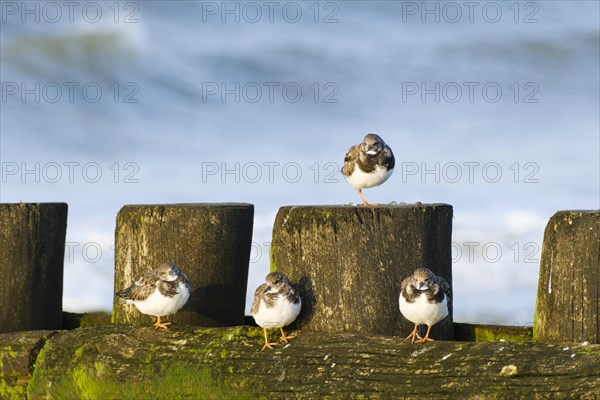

left=342, top=133, right=395, bottom=206
left=251, top=272, right=301, bottom=351
left=399, top=267, right=450, bottom=344
left=116, top=262, right=191, bottom=329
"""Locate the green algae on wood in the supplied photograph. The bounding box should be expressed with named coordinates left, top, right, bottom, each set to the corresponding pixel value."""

left=28, top=325, right=266, bottom=400
left=26, top=324, right=600, bottom=399
left=0, top=330, right=59, bottom=400
left=63, top=312, right=112, bottom=330
left=454, top=323, right=533, bottom=342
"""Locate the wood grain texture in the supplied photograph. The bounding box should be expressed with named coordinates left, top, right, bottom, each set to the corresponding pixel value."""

left=113, top=203, right=254, bottom=327
left=25, top=325, right=600, bottom=400
left=535, top=210, right=600, bottom=343
left=0, top=203, right=67, bottom=333
left=271, top=204, right=453, bottom=339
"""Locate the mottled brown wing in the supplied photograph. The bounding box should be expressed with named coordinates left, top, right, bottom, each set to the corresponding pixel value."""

left=250, top=283, right=267, bottom=315
left=437, top=275, right=451, bottom=306
left=116, top=272, right=158, bottom=302
left=400, top=276, right=415, bottom=303
left=342, top=144, right=359, bottom=177
left=380, top=145, right=395, bottom=170
left=157, top=280, right=178, bottom=297
left=179, top=271, right=192, bottom=291
left=283, top=285, right=301, bottom=305
left=157, top=271, right=192, bottom=297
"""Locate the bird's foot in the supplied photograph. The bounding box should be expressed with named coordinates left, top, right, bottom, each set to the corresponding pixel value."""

left=403, top=324, right=422, bottom=344
left=279, top=329, right=297, bottom=343
left=154, top=321, right=171, bottom=329
left=403, top=332, right=423, bottom=344
left=357, top=189, right=377, bottom=207
left=415, top=325, right=434, bottom=344
left=153, top=316, right=171, bottom=329
left=415, top=337, right=434, bottom=344
left=261, top=342, right=279, bottom=351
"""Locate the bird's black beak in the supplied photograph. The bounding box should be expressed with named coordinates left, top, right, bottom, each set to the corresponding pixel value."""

left=263, top=285, right=272, bottom=293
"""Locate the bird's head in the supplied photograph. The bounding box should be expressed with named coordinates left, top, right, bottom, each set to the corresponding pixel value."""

left=411, top=267, right=436, bottom=291
left=264, top=272, right=290, bottom=293
left=158, top=262, right=180, bottom=282
left=360, top=133, right=385, bottom=156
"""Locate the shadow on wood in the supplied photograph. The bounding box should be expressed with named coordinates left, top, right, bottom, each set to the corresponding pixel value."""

left=271, top=204, right=453, bottom=339
left=113, top=203, right=254, bottom=327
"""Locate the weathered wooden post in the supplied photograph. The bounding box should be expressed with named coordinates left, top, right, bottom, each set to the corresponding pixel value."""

left=113, top=203, right=254, bottom=327
left=271, top=204, right=453, bottom=339
left=534, top=210, right=600, bottom=343
left=0, top=203, right=67, bottom=333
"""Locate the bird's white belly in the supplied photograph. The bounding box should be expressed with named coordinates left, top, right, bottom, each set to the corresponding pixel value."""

left=133, top=282, right=190, bottom=317
left=253, top=297, right=301, bottom=328
left=345, top=165, right=393, bottom=189
left=399, top=293, right=448, bottom=326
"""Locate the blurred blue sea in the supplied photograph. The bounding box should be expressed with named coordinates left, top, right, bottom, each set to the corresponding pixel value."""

left=1, top=1, right=598, bottom=324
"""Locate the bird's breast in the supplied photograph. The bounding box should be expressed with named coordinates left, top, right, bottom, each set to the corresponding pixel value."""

left=399, top=292, right=448, bottom=326
left=345, top=164, right=393, bottom=189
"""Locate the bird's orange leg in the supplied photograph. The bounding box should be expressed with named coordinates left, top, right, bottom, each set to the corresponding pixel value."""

left=357, top=189, right=377, bottom=206
left=279, top=327, right=297, bottom=343
left=415, top=325, right=435, bottom=344
left=154, top=316, right=171, bottom=330
left=403, top=324, right=421, bottom=344
left=261, top=328, right=278, bottom=351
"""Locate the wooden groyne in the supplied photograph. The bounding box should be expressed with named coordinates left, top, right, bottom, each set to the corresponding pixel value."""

left=2, top=322, right=598, bottom=400
left=534, top=210, right=600, bottom=343
left=113, top=203, right=254, bottom=327
left=1, top=203, right=599, bottom=399
left=0, top=203, right=67, bottom=333
left=271, top=204, right=453, bottom=339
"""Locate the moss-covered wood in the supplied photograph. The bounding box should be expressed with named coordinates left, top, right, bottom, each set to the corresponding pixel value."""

left=0, top=203, right=67, bottom=333
left=535, top=210, right=600, bottom=343
left=23, top=324, right=600, bottom=399
left=0, top=330, right=58, bottom=399
left=113, top=203, right=254, bottom=327
left=63, top=312, right=112, bottom=330
left=454, top=323, right=533, bottom=342
left=271, top=204, right=453, bottom=339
